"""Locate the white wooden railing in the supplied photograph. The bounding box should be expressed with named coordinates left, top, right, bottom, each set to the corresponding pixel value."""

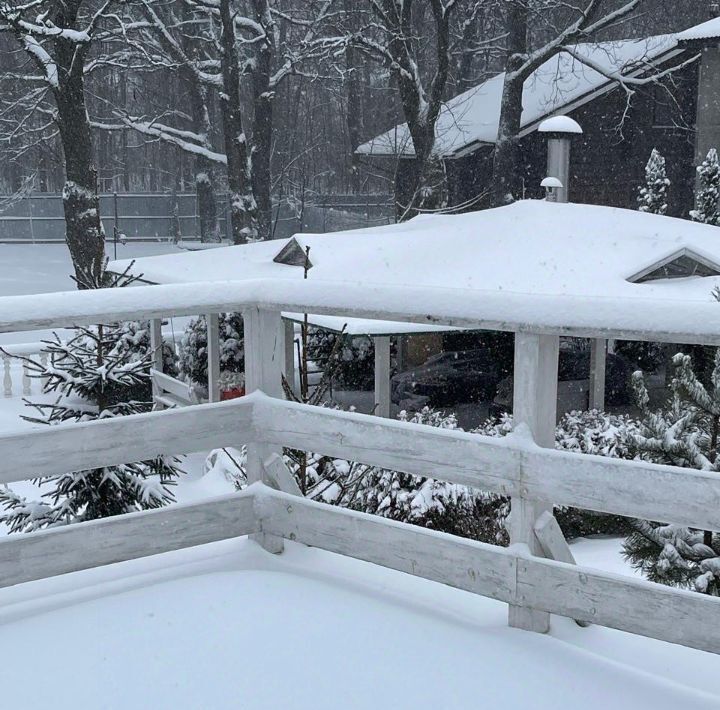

left=1, top=342, right=48, bottom=398
left=0, top=284, right=718, bottom=656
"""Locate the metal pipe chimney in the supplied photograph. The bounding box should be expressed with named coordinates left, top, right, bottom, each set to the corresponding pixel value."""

left=538, top=116, right=583, bottom=203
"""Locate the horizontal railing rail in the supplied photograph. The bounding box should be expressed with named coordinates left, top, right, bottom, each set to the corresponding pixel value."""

left=0, top=278, right=719, bottom=344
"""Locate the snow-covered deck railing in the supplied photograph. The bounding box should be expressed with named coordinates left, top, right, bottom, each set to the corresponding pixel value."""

left=0, top=392, right=719, bottom=654
left=2, top=277, right=720, bottom=344
left=1, top=342, right=49, bottom=398
left=1, top=286, right=720, bottom=656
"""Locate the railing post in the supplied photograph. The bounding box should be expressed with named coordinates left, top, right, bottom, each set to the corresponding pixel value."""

left=149, top=318, right=163, bottom=403
left=589, top=338, right=607, bottom=411
left=244, top=306, right=285, bottom=553
left=206, top=313, right=220, bottom=403
left=374, top=335, right=391, bottom=417
left=509, top=331, right=559, bottom=634
left=283, top=318, right=296, bottom=396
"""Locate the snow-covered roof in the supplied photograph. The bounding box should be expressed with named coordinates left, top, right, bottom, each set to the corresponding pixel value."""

left=356, top=31, right=685, bottom=158
left=108, top=201, right=720, bottom=338
left=2, top=537, right=718, bottom=709
left=676, top=17, right=720, bottom=42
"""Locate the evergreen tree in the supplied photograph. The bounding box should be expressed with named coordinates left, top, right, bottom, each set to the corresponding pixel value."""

left=623, top=352, right=720, bottom=595
left=690, top=148, right=720, bottom=226
left=0, top=324, right=182, bottom=532
left=179, top=312, right=244, bottom=388
left=637, top=148, right=670, bottom=215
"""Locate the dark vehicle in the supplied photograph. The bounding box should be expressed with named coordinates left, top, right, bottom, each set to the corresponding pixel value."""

left=391, top=349, right=503, bottom=409
left=489, top=349, right=632, bottom=420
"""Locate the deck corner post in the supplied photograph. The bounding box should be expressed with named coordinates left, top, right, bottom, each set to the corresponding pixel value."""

left=244, top=307, right=286, bottom=553
left=508, top=331, right=559, bottom=634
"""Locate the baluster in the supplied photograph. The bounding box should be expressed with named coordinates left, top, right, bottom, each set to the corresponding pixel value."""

left=40, top=352, right=49, bottom=391
left=3, top=355, right=11, bottom=398
left=22, top=362, right=31, bottom=396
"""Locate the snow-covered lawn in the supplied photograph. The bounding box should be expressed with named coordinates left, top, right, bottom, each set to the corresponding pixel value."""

left=0, top=537, right=716, bottom=710
left=0, top=241, right=183, bottom=346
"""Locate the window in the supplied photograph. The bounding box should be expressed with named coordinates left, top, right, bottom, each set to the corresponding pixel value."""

left=628, top=249, right=720, bottom=284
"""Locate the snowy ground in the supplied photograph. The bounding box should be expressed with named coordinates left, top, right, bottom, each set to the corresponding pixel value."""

left=0, top=241, right=183, bottom=346
left=0, top=537, right=716, bottom=710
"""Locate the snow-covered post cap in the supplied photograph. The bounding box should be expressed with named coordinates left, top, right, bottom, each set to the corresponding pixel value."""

left=541, top=176, right=563, bottom=202
left=538, top=116, right=583, bottom=135
left=539, top=116, right=582, bottom=203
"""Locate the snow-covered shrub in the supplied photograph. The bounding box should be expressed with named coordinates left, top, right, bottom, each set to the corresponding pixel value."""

left=690, top=148, right=720, bottom=226
left=637, top=148, right=670, bottom=215
left=179, top=312, right=244, bottom=387
left=306, top=329, right=376, bottom=390
left=622, top=353, right=720, bottom=595
left=0, top=325, right=181, bottom=531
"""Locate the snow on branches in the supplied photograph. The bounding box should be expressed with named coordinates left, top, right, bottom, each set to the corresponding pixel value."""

left=637, top=148, right=670, bottom=215
left=690, top=148, right=720, bottom=226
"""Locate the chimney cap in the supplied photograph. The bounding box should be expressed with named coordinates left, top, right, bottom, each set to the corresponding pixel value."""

left=541, top=176, right=563, bottom=189
left=538, top=116, right=583, bottom=135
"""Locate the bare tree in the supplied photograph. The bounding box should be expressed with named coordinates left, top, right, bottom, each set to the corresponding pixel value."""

left=357, top=0, right=458, bottom=218
left=491, top=0, right=647, bottom=206
left=0, top=1, right=112, bottom=285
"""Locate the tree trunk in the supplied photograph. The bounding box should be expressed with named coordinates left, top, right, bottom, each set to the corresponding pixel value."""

left=491, top=71, right=525, bottom=206
left=219, top=0, right=258, bottom=244
left=196, top=169, right=221, bottom=242
left=52, top=12, right=105, bottom=288
left=491, top=2, right=529, bottom=207
left=251, top=0, right=275, bottom=242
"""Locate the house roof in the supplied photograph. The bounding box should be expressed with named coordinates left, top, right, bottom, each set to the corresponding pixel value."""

left=109, top=200, right=720, bottom=339
left=356, top=25, right=700, bottom=159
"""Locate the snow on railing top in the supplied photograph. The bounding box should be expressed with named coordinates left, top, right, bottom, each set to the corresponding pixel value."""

left=0, top=277, right=720, bottom=344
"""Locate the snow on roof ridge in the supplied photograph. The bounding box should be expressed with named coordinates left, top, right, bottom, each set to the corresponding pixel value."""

left=677, top=16, right=720, bottom=41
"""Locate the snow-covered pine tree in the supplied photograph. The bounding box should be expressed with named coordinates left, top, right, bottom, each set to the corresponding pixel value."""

left=690, top=148, right=720, bottom=226
left=637, top=148, right=670, bottom=215
left=623, top=352, right=720, bottom=595
left=0, top=323, right=182, bottom=532
left=179, top=312, right=244, bottom=388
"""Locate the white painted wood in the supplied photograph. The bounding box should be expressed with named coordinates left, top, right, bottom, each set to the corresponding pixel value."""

left=508, top=332, right=558, bottom=633
left=244, top=308, right=285, bottom=553
left=519, top=553, right=720, bottom=655
left=374, top=335, right=391, bottom=417
left=150, top=318, right=163, bottom=402
left=263, top=453, right=302, bottom=497
left=0, top=491, right=257, bottom=590
left=534, top=511, right=589, bottom=627
left=22, top=362, right=31, bottom=396
left=151, top=369, right=196, bottom=405
left=0, top=397, right=255, bottom=484
left=3, top=355, right=10, bottom=398
left=257, top=487, right=720, bottom=655
left=283, top=318, right=296, bottom=396
left=40, top=351, right=49, bottom=390
left=589, top=338, right=606, bottom=411
left=206, top=312, right=221, bottom=403
left=253, top=396, right=520, bottom=494
left=257, top=488, right=516, bottom=601
left=253, top=395, right=720, bottom=532
left=3, top=278, right=720, bottom=346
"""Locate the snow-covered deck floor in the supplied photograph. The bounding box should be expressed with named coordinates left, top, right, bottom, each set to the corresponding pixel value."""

left=1, top=538, right=717, bottom=710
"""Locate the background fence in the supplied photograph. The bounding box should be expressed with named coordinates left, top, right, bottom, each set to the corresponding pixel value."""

left=0, top=193, right=394, bottom=242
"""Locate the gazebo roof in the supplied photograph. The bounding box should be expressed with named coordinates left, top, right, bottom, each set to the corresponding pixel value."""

left=109, top=201, right=720, bottom=338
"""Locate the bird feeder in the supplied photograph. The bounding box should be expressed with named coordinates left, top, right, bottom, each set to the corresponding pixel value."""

left=538, top=116, right=583, bottom=203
